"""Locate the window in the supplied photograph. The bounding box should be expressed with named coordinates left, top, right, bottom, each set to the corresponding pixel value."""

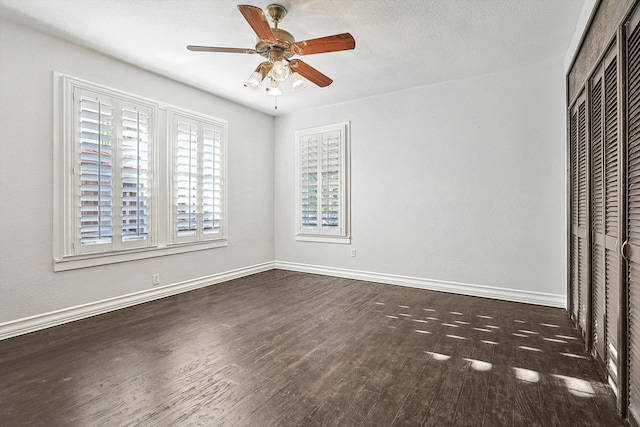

left=56, top=77, right=158, bottom=259
left=168, top=108, right=227, bottom=245
left=295, top=122, right=350, bottom=243
left=54, top=75, right=228, bottom=271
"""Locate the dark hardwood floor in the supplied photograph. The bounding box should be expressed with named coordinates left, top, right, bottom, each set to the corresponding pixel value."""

left=0, top=270, right=625, bottom=426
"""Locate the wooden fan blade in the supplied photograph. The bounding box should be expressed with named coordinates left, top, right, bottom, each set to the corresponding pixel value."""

left=187, top=45, right=257, bottom=54
left=293, top=33, right=355, bottom=55
left=289, top=59, right=333, bottom=87
left=237, top=4, right=276, bottom=42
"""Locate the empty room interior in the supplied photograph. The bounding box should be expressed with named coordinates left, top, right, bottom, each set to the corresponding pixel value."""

left=2, top=0, right=639, bottom=425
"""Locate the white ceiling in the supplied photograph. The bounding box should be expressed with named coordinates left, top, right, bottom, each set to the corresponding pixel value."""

left=0, top=0, right=586, bottom=116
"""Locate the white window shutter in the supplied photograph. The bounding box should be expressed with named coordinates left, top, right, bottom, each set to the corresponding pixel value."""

left=202, top=127, right=222, bottom=236
left=71, top=84, right=155, bottom=255
left=55, top=74, right=232, bottom=271
left=296, top=122, right=350, bottom=243
left=121, top=107, right=150, bottom=242
left=176, top=121, right=198, bottom=237
left=78, top=93, right=114, bottom=246
left=301, top=134, right=319, bottom=230
left=321, top=130, right=341, bottom=230
left=169, top=109, right=226, bottom=244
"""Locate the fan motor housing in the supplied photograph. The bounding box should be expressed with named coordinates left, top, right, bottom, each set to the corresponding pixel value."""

left=256, top=28, right=295, bottom=58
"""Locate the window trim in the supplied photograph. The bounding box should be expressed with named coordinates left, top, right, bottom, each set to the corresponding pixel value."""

left=167, top=107, right=228, bottom=246
left=53, top=73, right=228, bottom=272
left=295, top=121, right=351, bottom=244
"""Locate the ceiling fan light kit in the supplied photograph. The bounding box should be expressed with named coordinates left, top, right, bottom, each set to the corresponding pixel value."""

left=186, top=3, right=355, bottom=107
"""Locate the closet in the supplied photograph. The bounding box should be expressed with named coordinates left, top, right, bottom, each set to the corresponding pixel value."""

left=567, top=0, right=631, bottom=422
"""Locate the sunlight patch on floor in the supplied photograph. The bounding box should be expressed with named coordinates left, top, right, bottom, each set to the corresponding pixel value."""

left=513, top=367, right=540, bottom=383
left=543, top=337, right=567, bottom=344
left=518, top=346, right=542, bottom=352
left=464, top=358, right=492, bottom=371
left=553, top=374, right=594, bottom=397
left=425, top=351, right=451, bottom=361
left=446, top=334, right=467, bottom=340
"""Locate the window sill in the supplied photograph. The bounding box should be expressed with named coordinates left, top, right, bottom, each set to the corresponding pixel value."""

left=295, top=235, right=351, bottom=244
left=53, top=239, right=228, bottom=272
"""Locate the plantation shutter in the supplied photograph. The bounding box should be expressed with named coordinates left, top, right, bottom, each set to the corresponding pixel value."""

left=176, top=122, right=198, bottom=237
left=627, top=9, right=640, bottom=421
left=173, top=113, right=225, bottom=243
left=203, top=127, right=222, bottom=236
left=74, top=88, right=154, bottom=253
left=296, top=122, right=350, bottom=242
left=570, top=92, right=589, bottom=333
left=321, top=130, right=341, bottom=230
left=298, top=129, right=345, bottom=236
left=121, top=107, right=150, bottom=242
left=300, top=135, right=319, bottom=230
left=299, top=132, right=342, bottom=233
left=78, top=93, right=114, bottom=246
left=602, top=48, right=621, bottom=395
left=591, top=66, right=606, bottom=362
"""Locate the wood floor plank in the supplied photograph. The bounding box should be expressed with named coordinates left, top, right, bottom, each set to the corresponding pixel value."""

left=0, top=271, right=625, bottom=426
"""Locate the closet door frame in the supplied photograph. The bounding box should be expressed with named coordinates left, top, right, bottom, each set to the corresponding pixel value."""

left=618, top=23, right=628, bottom=419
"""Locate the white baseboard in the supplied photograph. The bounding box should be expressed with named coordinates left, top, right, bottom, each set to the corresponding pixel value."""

left=0, top=261, right=275, bottom=341
left=275, top=261, right=566, bottom=309
left=1, top=260, right=566, bottom=341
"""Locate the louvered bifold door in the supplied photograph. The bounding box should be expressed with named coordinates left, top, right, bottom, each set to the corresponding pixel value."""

left=603, top=46, right=621, bottom=397
left=591, top=46, right=622, bottom=389
left=570, top=92, right=590, bottom=334
left=570, top=101, right=579, bottom=322
left=627, top=8, right=640, bottom=421
left=591, top=64, right=606, bottom=363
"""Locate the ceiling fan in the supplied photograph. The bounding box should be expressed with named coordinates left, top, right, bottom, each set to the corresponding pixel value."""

left=187, top=4, right=355, bottom=99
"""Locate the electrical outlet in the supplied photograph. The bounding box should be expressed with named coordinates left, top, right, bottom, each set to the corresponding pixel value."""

left=152, top=273, right=160, bottom=285
left=350, top=248, right=356, bottom=257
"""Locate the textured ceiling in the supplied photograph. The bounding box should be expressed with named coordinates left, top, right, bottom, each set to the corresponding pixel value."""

left=0, top=0, right=586, bottom=116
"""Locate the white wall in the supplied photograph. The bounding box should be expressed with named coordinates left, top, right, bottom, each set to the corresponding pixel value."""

left=0, top=11, right=569, bottom=330
left=0, top=17, right=275, bottom=324
left=274, top=60, right=567, bottom=303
